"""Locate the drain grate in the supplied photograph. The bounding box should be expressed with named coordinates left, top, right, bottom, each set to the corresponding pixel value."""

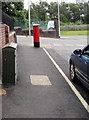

left=30, top=75, right=52, bottom=85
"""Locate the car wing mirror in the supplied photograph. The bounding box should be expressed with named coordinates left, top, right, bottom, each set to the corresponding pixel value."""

left=74, top=49, right=82, bottom=55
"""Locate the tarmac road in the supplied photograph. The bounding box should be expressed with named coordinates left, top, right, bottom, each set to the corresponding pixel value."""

left=2, top=35, right=89, bottom=118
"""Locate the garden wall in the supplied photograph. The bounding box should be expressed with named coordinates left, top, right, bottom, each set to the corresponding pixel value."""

left=0, top=24, right=16, bottom=48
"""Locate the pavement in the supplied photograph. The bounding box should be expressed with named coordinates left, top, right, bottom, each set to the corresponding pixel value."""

left=2, top=36, right=89, bottom=118
left=0, top=48, right=2, bottom=84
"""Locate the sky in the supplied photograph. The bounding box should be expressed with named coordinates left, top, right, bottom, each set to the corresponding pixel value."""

left=24, top=0, right=76, bottom=9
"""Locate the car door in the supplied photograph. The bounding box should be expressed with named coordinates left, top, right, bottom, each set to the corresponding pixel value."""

left=82, top=46, right=89, bottom=83
left=75, top=46, right=89, bottom=83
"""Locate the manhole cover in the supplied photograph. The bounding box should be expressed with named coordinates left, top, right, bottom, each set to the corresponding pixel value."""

left=30, top=75, right=52, bottom=85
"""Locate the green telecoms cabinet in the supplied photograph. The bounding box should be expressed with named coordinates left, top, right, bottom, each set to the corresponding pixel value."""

left=2, top=42, right=17, bottom=85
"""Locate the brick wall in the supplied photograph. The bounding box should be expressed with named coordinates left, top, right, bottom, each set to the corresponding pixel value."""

left=0, top=24, right=5, bottom=48
left=0, top=24, right=16, bottom=48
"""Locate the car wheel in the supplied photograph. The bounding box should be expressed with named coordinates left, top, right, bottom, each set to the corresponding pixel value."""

left=70, top=63, right=76, bottom=82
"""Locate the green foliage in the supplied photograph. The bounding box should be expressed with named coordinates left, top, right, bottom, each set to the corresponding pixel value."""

left=2, top=2, right=28, bottom=28
left=75, top=20, right=83, bottom=25
left=30, top=1, right=89, bottom=25
left=13, top=16, right=28, bottom=29
left=2, top=2, right=24, bottom=15
left=60, top=22, right=74, bottom=26
left=60, top=14, right=68, bottom=23
left=48, top=2, right=58, bottom=19
left=1, top=1, right=89, bottom=29
left=60, top=30, right=88, bottom=35
left=30, top=1, right=49, bottom=21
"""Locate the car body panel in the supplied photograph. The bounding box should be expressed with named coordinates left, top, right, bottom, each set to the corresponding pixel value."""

left=69, top=45, right=89, bottom=89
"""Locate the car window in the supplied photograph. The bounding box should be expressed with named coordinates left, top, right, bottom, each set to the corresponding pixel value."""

left=83, top=45, right=89, bottom=58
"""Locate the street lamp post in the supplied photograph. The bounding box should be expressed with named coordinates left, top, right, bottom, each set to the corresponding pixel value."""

left=28, top=0, right=31, bottom=36
left=58, top=0, right=60, bottom=38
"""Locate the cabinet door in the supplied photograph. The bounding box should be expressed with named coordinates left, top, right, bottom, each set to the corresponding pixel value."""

left=2, top=48, right=15, bottom=84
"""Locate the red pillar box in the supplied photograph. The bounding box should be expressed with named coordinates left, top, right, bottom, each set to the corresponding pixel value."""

left=33, top=24, right=40, bottom=47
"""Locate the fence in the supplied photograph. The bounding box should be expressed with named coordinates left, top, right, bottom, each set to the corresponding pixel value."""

left=13, top=15, right=88, bottom=31
left=60, top=25, right=88, bottom=31
left=14, top=17, right=88, bottom=31
left=1, top=9, right=14, bottom=31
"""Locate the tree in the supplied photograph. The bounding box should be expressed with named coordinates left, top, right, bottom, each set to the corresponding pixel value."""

left=60, top=2, right=70, bottom=22
left=2, top=2, right=24, bottom=16
left=30, top=1, right=49, bottom=21
left=83, top=2, right=89, bottom=24
left=2, top=1, right=88, bottom=28
left=2, top=2, right=27, bottom=19
left=47, top=2, right=58, bottom=19
left=69, top=3, right=81, bottom=22
left=2, top=2, right=28, bottom=28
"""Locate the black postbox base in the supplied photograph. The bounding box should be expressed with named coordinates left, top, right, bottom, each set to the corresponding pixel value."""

left=34, top=42, right=40, bottom=47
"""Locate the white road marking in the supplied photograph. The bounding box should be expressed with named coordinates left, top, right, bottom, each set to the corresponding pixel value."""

left=77, top=44, right=84, bottom=47
left=43, top=47, right=89, bottom=113
left=53, top=44, right=84, bottom=47
left=60, top=37, right=69, bottom=39
left=45, top=44, right=51, bottom=46
left=44, top=46, right=52, bottom=49
left=42, top=44, right=52, bottom=48
left=17, top=35, right=28, bottom=37
left=53, top=44, right=63, bottom=46
left=65, top=44, right=74, bottom=46
left=19, top=43, right=33, bottom=46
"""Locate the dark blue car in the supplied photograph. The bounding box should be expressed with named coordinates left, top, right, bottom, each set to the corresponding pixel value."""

left=69, top=44, right=89, bottom=90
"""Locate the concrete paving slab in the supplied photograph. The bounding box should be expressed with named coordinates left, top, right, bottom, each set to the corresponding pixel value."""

left=30, top=75, right=52, bottom=85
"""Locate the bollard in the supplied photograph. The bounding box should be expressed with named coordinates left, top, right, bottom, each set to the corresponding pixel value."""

left=33, top=24, right=40, bottom=47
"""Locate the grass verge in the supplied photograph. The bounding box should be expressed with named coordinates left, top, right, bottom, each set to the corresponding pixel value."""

left=60, top=30, right=88, bottom=35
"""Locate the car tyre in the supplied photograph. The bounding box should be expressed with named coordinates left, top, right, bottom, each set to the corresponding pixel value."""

left=70, top=63, right=76, bottom=82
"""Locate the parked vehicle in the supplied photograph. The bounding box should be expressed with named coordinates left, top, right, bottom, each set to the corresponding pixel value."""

left=47, top=21, right=55, bottom=30
left=69, top=45, right=89, bottom=90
